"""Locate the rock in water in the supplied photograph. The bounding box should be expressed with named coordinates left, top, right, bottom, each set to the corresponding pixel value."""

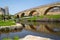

left=21, top=35, right=53, bottom=40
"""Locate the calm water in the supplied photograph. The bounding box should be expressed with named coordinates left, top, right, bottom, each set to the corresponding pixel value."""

left=0, top=22, right=60, bottom=40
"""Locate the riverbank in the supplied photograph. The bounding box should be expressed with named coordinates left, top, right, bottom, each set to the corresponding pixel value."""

left=27, top=19, right=60, bottom=22
left=21, top=15, right=60, bottom=22
left=0, top=23, right=22, bottom=28
left=0, top=20, right=15, bottom=26
left=0, top=23, right=23, bottom=34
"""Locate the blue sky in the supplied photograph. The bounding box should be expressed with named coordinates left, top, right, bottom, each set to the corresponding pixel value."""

left=0, top=0, right=60, bottom=15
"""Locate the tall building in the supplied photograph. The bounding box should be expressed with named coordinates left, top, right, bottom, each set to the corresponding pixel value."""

left=0, top=8, right=4, bottom=15
left=4, top=6, right=9, bottom=15
left=0, top=7, right=9, bottom=15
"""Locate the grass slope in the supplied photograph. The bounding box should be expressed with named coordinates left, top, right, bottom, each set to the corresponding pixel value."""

left=25, top=15, right=60, bottom=20
left=0, top=20, right=15, bottom=26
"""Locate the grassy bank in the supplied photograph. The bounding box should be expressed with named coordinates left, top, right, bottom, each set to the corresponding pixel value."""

left=25, top=15, right=60, bottom=20
left=45, top=15, right=60, bottom=19
left=0, top=20, right=15, bottom=26
left=2, top=36, right=19, bottom=40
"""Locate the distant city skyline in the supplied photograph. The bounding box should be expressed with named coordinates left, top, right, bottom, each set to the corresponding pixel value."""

left=0, top=0, right=60, bottom=15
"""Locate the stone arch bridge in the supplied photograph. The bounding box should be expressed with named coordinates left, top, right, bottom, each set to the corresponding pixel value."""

left=15, top=2, right=60, bottom=17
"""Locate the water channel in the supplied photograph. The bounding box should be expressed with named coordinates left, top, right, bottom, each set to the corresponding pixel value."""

left=0, top=22, right=60, bottom=40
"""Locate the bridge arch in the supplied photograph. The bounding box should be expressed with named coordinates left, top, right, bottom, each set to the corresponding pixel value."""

left=44, top=6, right=60, bottom=15
left=21, top=13, right=25, bottom=17
left=16, top=15, right=19, bottom=18
left=29, top=10, right=38, bottom=16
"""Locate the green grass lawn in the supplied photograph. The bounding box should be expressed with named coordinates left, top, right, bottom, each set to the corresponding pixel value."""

left=24, top=15, right=60, bottom=20
left=2, top=38, right=11, bottom=40
left=45, top=15, right=60, bottom=19
left=2, top=36, right=19, bottom=40
left=0, top=20, right=15, bottom=26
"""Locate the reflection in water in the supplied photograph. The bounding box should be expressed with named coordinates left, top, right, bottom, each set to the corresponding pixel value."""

left=24, top=22, right=60, bottom=36
left=21, top=23, right=25, bottom=28
left=0, top=22, right=60, bottom=40
left=45, top=25, right=60, bottom=32
left=45, top=25, right=56, bottom=32
left=29, top=24, right=36, bottom=30
left=53, top=28, right=60, bottom=32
